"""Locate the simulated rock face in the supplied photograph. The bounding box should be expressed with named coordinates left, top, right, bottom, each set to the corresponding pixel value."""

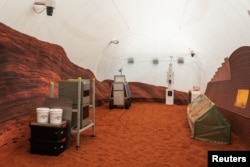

left=205, top=46, right=250, bottom=149
left=0, top=23, right=187, bottom=122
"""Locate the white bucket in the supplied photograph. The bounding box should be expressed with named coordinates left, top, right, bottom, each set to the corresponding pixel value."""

left=50, top=108, right=63, bottom=124
left=36, top=108, right=50, bottom=123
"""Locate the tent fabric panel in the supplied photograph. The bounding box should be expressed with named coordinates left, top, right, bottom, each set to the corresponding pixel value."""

left=194, top=108, right=231, bottom=144
left=194, top=125, right=231, bottom=144
left=187, top=94, right=214, bottom=123
left=189, top=102, right=213, bottom=123
left=187, top=95, right=231, bottom=144
left=194, top=106, right=231, bottom=144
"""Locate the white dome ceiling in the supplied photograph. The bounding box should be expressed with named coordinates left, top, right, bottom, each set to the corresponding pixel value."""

left=1, top=0, right=250, bottom=92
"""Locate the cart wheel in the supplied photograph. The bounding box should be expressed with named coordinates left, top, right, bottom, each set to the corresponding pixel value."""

left=76, top=146, right=80, bottom=150
left=109, top=100, right=114, bottom=109
left=125, top=100, right=130, bottom=109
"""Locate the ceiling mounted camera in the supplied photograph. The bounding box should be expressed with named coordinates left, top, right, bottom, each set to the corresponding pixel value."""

left=45, top=0, right=56, bottom=16
left=190, top=50, right=195, bottom=57
left=33, top=0, right=56, bottom=16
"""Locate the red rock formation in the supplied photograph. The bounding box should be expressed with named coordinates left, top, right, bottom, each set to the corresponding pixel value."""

left=0, top=23, right=94, bottom=122
left=0, top=23, right=187, bottom=123
left=205, top=46, right=250, bottom=149
left=211, top=58, right=231, bottom=82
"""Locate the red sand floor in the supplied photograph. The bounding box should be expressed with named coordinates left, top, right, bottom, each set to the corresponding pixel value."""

left=0, top=102, right=246, bottom=167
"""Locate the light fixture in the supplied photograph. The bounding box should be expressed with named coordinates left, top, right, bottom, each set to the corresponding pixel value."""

left=110, top=40, right=119, bottom=44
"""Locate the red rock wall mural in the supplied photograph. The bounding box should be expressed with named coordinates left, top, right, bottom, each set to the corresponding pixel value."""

left=205, top=46, right=250, bottom=149
left=0, top=23, right=187, bottom=123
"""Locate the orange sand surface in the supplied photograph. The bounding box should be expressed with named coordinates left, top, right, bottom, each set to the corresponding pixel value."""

left=0, top=102, right=246, bottom=167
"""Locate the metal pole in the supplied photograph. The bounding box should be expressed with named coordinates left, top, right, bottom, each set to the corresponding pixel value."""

left=76, top=77, right=81, bottom=150
left=92, top=78, right=96, bottom=137
left=50, top=81, right=54, bottom=98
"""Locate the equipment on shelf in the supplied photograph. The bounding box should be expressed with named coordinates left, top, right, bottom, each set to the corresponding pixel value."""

left=58, top=78, right=95, bottom=150
left=58, top=78, right=90, bottom=128
left=29, top=77, right=96, bottom=153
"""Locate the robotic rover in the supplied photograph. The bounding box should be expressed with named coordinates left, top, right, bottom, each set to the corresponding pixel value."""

left=109, top=74, right=131, bottom=109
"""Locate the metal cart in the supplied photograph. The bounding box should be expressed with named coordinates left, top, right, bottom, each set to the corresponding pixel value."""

left=109, top=75, right=131, bottom=109
left=58, top=77, right=96, bottom=150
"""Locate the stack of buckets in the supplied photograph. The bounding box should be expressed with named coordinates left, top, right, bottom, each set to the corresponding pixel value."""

left=36, top=108, right=63, bottom=124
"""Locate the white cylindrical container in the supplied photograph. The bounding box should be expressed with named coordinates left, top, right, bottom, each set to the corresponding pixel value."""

left=49, top=108, right=63, bottom=124
left=36, top=108, right=50, bottom=123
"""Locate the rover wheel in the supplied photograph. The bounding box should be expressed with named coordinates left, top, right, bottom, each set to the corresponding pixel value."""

left=109, top=100, right=114, bottom=109
left=125, top=100, right=130, bottom=109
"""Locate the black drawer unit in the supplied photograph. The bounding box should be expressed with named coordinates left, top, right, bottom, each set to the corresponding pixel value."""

left=29, top=138, right=67, bottom=156
left=29, top=121, right=69, bottom=156
left=29, top=121, right=68, bottom=141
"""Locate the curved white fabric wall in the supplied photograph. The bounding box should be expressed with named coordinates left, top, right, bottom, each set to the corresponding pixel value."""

left=1, top=0, right=250, bottom=92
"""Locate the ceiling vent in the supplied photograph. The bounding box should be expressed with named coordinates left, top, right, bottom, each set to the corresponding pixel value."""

left=152, top=59, right=159, bottom=65
left=128, top=58, right=134, bottom=64
left=177, top=57, right=184, bottom=64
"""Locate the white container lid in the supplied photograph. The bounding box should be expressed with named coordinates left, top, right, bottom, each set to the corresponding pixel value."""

left=36, top=107, right=50, bottom=112
left=50, top=108, right=63, bottom=112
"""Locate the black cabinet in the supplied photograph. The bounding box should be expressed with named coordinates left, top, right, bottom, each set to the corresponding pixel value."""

left=29, top=121, right=69, bottom=156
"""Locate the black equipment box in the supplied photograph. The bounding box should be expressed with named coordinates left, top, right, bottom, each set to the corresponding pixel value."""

left=29, top=121, right=68, bottom=141
left=29, top=138, right=67, bottom=156
left=29, top=121, right=69, bottom=156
